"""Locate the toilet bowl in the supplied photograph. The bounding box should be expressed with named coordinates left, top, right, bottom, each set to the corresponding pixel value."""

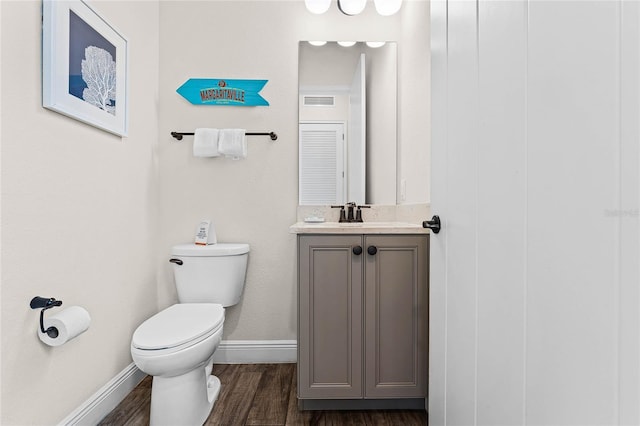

left=130, top=242, right=249, bottom=426
left=131, top=303, right=224, bottom=377
left=131, top=304, right=225, bottom=425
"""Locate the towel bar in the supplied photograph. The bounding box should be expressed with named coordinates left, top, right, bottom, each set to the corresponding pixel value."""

left=171, top=131, right=277, bottom=141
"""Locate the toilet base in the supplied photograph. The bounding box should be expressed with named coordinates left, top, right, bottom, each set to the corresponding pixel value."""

left=149, top=362, right=221, bottom=426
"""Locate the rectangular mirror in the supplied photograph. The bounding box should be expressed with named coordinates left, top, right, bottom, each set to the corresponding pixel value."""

left=298, top=41, right=397, bottom=206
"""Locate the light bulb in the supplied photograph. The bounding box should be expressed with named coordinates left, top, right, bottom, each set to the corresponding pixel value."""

left=373, top=0, right=402, bottom=16
left=337, top=0, right=367, bottom=16
left=304, top=0, right=331, bottom=15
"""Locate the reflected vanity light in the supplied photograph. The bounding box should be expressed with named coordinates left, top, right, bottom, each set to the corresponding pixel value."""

left=337, top=41, right=357, bottom=47
left=304, top=0, right=331, bottom=14
left=305, top=0, right=402, bottom=16
left=366, top=41, right=386, bottom=48
left=308, top=41, right=328, bottom=46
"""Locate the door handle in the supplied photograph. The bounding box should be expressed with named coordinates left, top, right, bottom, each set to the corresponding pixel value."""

left=169, top=258, right=183, bottom=265
left=423, top=215, right=441, bottom=234
left=367, top=246, right=378, bottom=255
left=352, top=246, right=363, bottom=255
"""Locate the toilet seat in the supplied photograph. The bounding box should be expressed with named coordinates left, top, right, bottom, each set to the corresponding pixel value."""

left=132, top=303, right=224, bottom=352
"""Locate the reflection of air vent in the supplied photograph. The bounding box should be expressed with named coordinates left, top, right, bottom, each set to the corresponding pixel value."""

left=303, top=95, right=335, bottom=107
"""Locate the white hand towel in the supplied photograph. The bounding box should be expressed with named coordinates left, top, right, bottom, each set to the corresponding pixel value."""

left=218, top=129, right=247, bottom=160
left=193, top=128, right=220, bottom=157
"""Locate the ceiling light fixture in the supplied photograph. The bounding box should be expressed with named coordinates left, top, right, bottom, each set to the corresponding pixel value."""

left=304, top=0, right=331, bottom=14
left=337, top=41, right=357, bottom=47
left=337, top=0, right=367, bottom=16
left=308, top=41, right=328, bottom=46
left=305, top=0, right=402, bottom=16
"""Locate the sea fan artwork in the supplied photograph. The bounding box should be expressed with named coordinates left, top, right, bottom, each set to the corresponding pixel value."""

left=81, top=46, right=116, bottom=115
left=46, top=5, right=126, bottom=135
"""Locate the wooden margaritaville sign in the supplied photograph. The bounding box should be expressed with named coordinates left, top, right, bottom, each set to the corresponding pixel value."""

left=176, top=79, right=269, bottom=106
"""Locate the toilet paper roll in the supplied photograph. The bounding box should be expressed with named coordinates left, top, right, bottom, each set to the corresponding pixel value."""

left=38, top=306, right=91, bottom=347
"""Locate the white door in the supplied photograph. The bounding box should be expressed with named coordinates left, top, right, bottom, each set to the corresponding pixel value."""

left=430, top=1, right=640, bottom=425
left=349, top=53, right=366, bottom=204
left=299, top=122, right=345, bottom=205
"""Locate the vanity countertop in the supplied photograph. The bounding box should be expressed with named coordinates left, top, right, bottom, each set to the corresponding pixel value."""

left=289, top=221, right=429, bottom=235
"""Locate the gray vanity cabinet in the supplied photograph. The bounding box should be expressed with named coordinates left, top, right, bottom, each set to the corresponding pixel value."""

left=297, top=234, right=428, bottom=401
left=298, top=234, right=364, bottom=399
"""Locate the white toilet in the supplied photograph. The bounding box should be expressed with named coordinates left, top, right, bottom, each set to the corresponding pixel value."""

left=130, top=243, right=249, bottom=426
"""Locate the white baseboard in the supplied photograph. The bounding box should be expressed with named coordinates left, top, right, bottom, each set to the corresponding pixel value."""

left=58, top=362, right=146, bottom=426
left=212, top=340, right=297, bottom=364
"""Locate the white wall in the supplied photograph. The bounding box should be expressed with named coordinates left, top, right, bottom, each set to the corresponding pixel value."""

left=157, top=0, right=430, bottom=341
left=398, top=1, right=430, bottom=203
left=0, top=1, right=160, bottom=424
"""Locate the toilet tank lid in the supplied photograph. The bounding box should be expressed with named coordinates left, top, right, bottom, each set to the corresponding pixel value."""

left=171, top=243, right=250, bottom=257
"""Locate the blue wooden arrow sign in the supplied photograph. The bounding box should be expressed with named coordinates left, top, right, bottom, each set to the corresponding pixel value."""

left=176, top=79, right=269, bottom=106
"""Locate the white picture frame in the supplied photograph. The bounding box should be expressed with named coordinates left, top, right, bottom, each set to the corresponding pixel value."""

left=43, top=0, right=128, bottom=136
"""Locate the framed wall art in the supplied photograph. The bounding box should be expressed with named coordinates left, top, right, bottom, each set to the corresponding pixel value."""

left=43, top=0, right=128, bottom=136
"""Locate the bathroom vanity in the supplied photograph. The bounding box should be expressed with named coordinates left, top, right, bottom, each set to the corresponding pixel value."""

left=290, top=222, right=429, bottom=409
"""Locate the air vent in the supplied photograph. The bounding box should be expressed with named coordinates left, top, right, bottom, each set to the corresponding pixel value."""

left=303, top=95, right=335, bottom=107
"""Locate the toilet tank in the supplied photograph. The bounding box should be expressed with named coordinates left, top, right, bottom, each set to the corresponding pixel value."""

left=170, top=243, right=249, bottom=306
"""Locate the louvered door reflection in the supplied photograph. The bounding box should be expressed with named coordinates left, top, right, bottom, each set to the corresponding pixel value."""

left=299, top=122, right=345, bottom=205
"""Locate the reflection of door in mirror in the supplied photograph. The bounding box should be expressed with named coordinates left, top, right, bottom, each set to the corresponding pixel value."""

left=349, top=54, right=366, bottom=204
left=299, top=122, right=345, bottom=205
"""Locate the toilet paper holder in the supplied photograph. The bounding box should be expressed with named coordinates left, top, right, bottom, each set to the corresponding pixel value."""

left=30, top=296, right=63, bottom=338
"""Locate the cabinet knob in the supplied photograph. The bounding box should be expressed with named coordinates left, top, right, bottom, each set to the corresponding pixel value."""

left=352, top=246, right=363, bottom=255
left=367, top=246, right=378, bottom=255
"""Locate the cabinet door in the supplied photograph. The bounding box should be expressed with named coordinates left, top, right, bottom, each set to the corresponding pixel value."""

left=364, top=235, right=428, bottom=398
left=298, top=235, right=363, bottom=398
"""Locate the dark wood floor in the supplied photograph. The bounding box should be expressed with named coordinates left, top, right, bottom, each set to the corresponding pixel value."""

left=99, top=363, right=427, bottom=425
